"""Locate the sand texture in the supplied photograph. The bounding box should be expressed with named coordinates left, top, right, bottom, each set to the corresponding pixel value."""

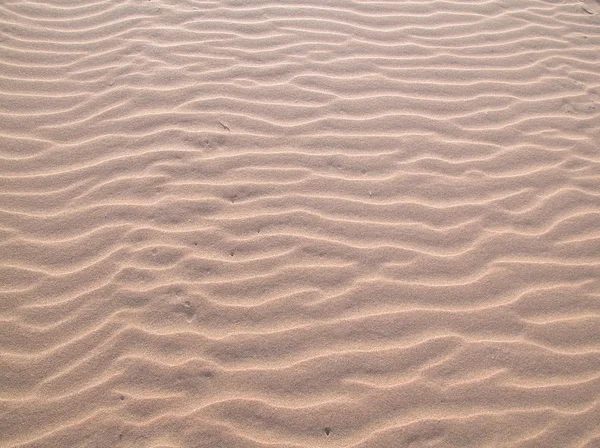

left=1, top=0, right=600, bottom=447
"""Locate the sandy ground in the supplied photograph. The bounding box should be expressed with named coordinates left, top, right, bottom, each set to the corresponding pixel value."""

left=1, top=0, right=600, bottom=447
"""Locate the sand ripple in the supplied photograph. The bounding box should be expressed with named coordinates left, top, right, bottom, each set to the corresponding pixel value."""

left=1, top=0, right=599, bottom=446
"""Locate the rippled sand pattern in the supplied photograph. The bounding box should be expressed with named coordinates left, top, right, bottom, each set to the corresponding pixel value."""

left=1, top=0, right=600, bottom=447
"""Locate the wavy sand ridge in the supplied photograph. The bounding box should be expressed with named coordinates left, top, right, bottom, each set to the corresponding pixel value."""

left=1, top=0, right=600, bottom=446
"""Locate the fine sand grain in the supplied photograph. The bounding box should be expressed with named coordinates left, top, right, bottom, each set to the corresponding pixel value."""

left=1, top=0, right=600, bottom=447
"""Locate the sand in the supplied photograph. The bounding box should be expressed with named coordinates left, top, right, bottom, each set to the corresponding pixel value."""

left=1, top=0, right=600, bottom=447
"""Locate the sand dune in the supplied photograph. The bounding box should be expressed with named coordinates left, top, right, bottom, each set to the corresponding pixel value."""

left=1, top=0, right=600, bottom=446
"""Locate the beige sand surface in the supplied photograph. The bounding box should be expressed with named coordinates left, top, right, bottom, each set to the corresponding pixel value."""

left=1, top=0, right=600, bottom=447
